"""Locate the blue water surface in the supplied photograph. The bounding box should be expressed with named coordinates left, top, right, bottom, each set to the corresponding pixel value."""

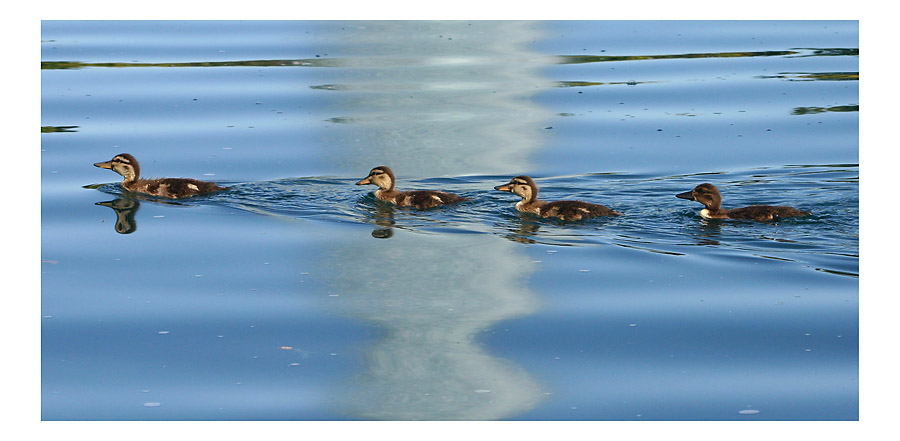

left=41, top=20, right=858, bottom=421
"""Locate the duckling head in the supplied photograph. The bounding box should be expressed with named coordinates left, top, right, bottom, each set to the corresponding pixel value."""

left=356, top=166, right=395, bottom=191
left=494, top=175, right=537, bottom=202
left=676, top=183, right=722, bottom=210
left=95, top=153, right=140, bottom=182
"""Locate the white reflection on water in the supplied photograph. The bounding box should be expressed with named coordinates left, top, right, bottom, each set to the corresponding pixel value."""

left=322, top=20, right=557, bottom=177
left=320, top=21, right=552, bottom=420
left=327, top=232, right=542, bottom=420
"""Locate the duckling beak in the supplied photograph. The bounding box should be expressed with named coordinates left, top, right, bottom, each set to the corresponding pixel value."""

left=356, top=176, right=372, bottom=185
left=675, top=190, right=695, bottom=201
left=94, top=160, right=113, bottom=169
left=494, top=183, right=512, bottom=192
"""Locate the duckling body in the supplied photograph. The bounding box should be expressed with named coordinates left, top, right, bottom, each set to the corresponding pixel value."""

left=676, top=183, right=810, bottom=221
left=94, top=153, right=228, bottom=199
left=356, top=166, right=468, bottom=209
left=494, top=175, right=621, bottom=221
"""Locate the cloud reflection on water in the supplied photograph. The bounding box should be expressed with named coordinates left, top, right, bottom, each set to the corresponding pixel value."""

left=321, top=20, right=557, bottom=178
left=327, top=232, right=543, bottom=420
left=321, top=21, right=553, bottom=420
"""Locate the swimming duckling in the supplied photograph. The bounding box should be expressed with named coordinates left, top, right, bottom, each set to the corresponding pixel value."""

left=355, top=165, right=469, bottom=209
left=676, top=183, right=811, bottom=221
left=94, top=153, right=228, bottom=199
left=494, top=175, right=621, bottom=221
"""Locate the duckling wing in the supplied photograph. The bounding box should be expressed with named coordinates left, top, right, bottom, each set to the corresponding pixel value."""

left=155, top=178, right=228, bottom=198
left=728, top=205, right=811, bottom=221
left=398, top=190, right=468, bottom=209
left=541, top=200, right=620, bottom=221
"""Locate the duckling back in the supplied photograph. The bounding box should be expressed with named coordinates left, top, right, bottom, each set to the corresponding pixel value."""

left=393, top=190, right=469, bottom=209
left=538, top=200, right=622, bottom=221
left=725, top=205, right=811, bottom=221
left=133, top=178, right=228, bottom=199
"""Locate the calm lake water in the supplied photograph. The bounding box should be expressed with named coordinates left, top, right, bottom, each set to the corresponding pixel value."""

left=41, top=20, right=858, bottom=421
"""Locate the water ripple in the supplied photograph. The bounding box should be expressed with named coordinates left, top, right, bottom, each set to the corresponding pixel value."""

left=86, top=161, right=857, bottom=279
left=87, top=163, right=858, bottom=277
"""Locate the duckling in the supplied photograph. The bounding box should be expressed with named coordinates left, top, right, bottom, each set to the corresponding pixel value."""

left=93, top=153, right=228, bottom=199
left=676, top=183, right=811, bottom=221
left=355, top=166, right=469, bottom=209
left=494, top=175, right=621, bottom=221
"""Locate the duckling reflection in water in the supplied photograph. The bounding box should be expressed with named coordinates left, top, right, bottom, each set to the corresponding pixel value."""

left=494, top=175, right=621, bottom=221
left=94, top=153, right=229, bottom=199
left=355, top=166, right=469, bottom=209
left=96, top=197, right=140, bottom=234
left=370, top=201, right=397, bottom=239
left=676, top=183, right=811, bottom=221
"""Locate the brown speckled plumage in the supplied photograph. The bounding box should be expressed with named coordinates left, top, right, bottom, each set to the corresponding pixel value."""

left=94, top=153, right=228, bottom=199
left=494, top=175, right=621, bottom=221
left=355, top=166, right=468, bottom=209
left=676, top=183, right=810, bottom=221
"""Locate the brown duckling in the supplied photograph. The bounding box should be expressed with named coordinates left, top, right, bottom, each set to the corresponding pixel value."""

left=676, top=183, right=811, bottom=221
left=355, top=165, right=469, bottom=209
left=494, top=175, right=621, bottom=221
left=94, top=153, right=228, bottom=199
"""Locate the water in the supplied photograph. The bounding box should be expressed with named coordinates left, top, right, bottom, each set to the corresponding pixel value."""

left=41, top=20, right=858, bottom=421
